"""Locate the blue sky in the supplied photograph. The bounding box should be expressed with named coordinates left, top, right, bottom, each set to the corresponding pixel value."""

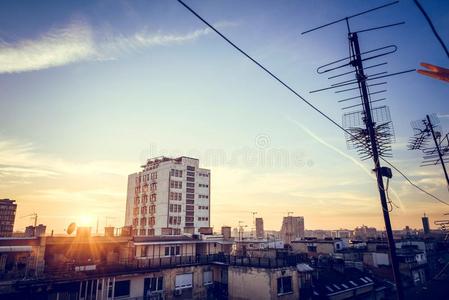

left=0, top=0, right=448, bottom=233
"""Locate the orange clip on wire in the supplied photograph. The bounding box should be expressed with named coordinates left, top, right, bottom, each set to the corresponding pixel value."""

left=417, top=62, right=449, bottom=83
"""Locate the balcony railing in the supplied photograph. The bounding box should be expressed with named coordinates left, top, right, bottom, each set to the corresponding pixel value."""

left=40, top=254, right=306, bottom=281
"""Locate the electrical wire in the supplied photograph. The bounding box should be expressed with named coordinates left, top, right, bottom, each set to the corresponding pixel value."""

left=176, top=0, right=449, bottom=206
left=385, top=177, right=399, bottom=212
left=413, top=0, right=449, bottom=59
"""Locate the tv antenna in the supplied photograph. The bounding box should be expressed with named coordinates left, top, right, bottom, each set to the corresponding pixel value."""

left=408, top=114, right=449, bottom=189
left=302, top=1, right=411, bottom=299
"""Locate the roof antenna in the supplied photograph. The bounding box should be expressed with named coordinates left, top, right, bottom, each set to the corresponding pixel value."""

left=408, top=114, right=449, bottom=189
left=301, top=2, right=413, bottom=299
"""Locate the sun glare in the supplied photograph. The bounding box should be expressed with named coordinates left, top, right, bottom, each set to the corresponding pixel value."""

left=78, top=215, right=95, bottom=227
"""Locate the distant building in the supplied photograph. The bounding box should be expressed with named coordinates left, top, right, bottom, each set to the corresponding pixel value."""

left=255, top=217, right=264, bottom=239
left=125, top=156, right=210, bottom=236
left=25, top=224, right=46, bottom=237
left=280, top=216, right=304, bottom=244
left=354, top=225, right=378, bottom=240
left=0, top=199, right=17, bottom=237
left=422, top=213, right=430, bottom=234
left=334, top=229, right=352, bottom=239
left=221, top=226, right=232, bottom=240
left=291, top=238, right=346, bottom=257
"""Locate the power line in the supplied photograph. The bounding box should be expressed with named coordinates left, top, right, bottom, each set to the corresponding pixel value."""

left=413, top=0, right=449, bottom=59
left=176, top=0, right=449, bottom=207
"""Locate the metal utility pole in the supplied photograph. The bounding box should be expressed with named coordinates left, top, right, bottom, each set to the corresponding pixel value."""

left=350, top=32, right=404, bottom=300
left=427, top=115, right=449, bottom=187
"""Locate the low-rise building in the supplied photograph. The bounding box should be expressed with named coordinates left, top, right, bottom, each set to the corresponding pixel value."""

left=291, top=238, right=347, bottom=257
left=0, top=236, right=46, bottom=281
left=0, top=232, right=311, bottom=299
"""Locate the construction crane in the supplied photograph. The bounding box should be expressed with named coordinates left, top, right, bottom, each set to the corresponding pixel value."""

left=20, top=212, right=38, bottom=227
left=20, top=213, right=38, bottom=236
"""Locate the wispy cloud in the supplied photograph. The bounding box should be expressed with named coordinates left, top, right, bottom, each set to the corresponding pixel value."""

left=0, top=19, right=222, bottom=74
left=0, top=22, right=97, bottom=73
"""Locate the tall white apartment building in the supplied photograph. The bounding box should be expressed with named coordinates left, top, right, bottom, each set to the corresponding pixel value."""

left=125, top=156, right=211, bottom=236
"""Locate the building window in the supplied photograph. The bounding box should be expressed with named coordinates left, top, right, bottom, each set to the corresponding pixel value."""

left=170, top=180, right=182, bottom=189
left=114, top=280, right=130, bottom=298
left=175, top=273, right=193, bottom=290
left=277, top=276, right=293, bottom=295
left=141, top=246, right=148, bottom=257
left=164, top=245, right=181, bottom=256
left=145, top=276, right=164, bottom=295
left=203, top=270, right=213, bottom=286
left=170, top=169, right=183, bottom=177
left=186, top=182, right=195, bottom=187
left=169, top=216, right=181, bottom=225
left=187, top=171, right=195, bottom=177
left=150, top=194, right=157, bottom=202
left=307, top=245, right=317, bottom=253
left=187, top=166, right=195, bottom=171
left=151, top=172, right=157, bottom=180
left=170, top=204, right=182, bottom=213
left=170, top=192, right=182, bottom=201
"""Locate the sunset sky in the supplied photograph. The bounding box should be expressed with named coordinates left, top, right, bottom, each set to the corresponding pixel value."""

left=1, top=0, right=448, bottom=234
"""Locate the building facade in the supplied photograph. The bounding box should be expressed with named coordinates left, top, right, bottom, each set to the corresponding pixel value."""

left=125, top=157, right=211, bottom=236
left=280, top=216, right=304, bottom=244
left=291, top=238, right=346, bottom=257
left=354, top=225, right=378, bottom=240
left=0, top=199, right=17, bottom=237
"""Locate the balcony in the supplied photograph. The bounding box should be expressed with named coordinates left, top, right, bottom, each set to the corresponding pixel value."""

left=38, top=254, right=306, bottom=282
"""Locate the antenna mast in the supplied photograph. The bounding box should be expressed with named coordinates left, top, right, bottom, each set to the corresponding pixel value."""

left=408, top=114, right=449, bottom=189
left=302, top=2, right=409, bottom=299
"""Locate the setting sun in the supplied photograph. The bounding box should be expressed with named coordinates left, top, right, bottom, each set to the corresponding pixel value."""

left=77, top=215, right=95, bottom=227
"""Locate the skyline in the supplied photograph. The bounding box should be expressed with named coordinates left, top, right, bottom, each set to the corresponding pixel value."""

left=1, top=0, right=449, bottom=234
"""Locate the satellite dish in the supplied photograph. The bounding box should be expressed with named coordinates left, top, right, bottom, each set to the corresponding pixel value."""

left=67, top=222, right=77, bottom=235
